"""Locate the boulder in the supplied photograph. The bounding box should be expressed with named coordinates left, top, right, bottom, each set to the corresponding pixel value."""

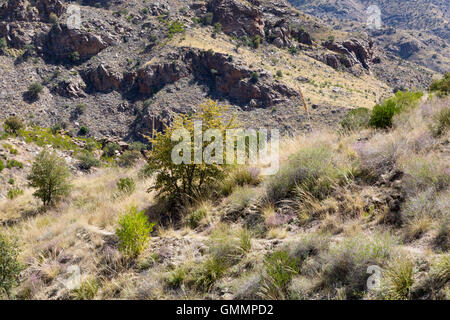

left=83, top=64, right=122, bottom=92
left=208, top=0, right=265, bottom=38
left=45, top=24, right=113, bottom=60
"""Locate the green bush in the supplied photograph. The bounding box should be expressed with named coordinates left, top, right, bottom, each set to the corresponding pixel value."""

left=4, top=117, right=24, bottom=135
left=69, top=51, right=80, bottom=62
left=117, top=150, right=141, bottom=168
left=7, top=188, right=24, bottom=200
left=77, top=152, right=101, bottom=171
left=186, top=208, right=207, bottom=229
left=27, top=150, right=72, bottom=206
left=117, top=177, right=136, bottom=194
left=27, top=82, right=43, bottom=99
left=78, top=126, right=88, bottom=136
left=202, top=12, right=213, bottom=25
left=369, top=91, right=423, bottom=128
left=0, top=159, right=4, bottom=172
left=382, top=258, right=415, bottom=300
left=340, top=107, right=370, bottom=130
left=6, top=160, right=23, bottom=169
left=430, top=107, right=450, bottom=137
left=264, top=145, right=340, bottom=203
left=0, top=37, right=7, bottom=52
left=259, top=250, right=299, bottom=299
left=74, top=103, right=86, bottom=116
left=102, top=142, right=120, bottom=158
left=429, top=73, right=449, bottom=96
left=130, top=141, right=148, bottom=152
left=0, top=233, right=23, bottom=298
left=116, top=207, right=154, bottom=257
left=146, top=99, right=236, bottom=203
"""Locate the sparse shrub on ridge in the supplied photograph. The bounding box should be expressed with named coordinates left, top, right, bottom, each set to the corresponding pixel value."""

left=118, top=150, right=141, bottom=168
left=77, top=152, right=101, bottom=171
left=429, top=72, right=449, bottom=96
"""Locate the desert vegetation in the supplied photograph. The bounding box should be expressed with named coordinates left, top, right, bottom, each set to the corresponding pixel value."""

left=0, top=86, right=448, bottom=300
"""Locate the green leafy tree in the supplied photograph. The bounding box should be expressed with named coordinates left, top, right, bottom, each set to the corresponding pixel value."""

left=146, top=99, right=236, bottom=203
left=27, top=150, right=72, bottom=206
left=0, top=233, right=23, bottom=299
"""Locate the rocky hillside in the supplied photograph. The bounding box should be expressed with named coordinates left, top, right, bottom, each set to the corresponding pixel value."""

left=289, top=0, right=449, bottom=74
left=0, top=0, right=439, bottom=142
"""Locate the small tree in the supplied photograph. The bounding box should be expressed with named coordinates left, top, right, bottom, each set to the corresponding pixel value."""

left=27, top=150, right=72, bottom=206
left=0, top=233, right=22, bottom=299
left=4, top=116, right=24, bottom=135
left=146, top=99, right=236, bottom=203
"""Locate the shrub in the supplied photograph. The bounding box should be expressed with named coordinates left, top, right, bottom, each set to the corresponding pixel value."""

left=251, top=35, right=261, bottom=49
left=168, top=20, right=186, bottom=38
left=259, top=250, right=300, bottom=299
left=0, top=159, right=4, bottom=172
left=369, top=91, right=423, bottom=128
left=7, top=188, right=24, bottom=200
left=117, top=150, right=141, bottom=168
left=0, top=233, right=22, bottom=298
left=27, top=150, right=72, bottom=206
left=78, top=126, right=88, bottom=136
left=213, top=22, right=222, bottom=33
left=202, top=12, right=213, bottom=25
left=4, top=117, right=24, bottom=134
left=340, top=107, right=370, bottom=131
left=321, top=234, right=395, bottom=299
left=250, top=72, right=260, bottom=84
left=77, top=152, right=101, bottom=171
left=102, top=142, right=120, bottom=158
left=117, top=177, right=136, bottom=194
left=276, top=70, right=283, bottom=77
left=430, top=107, right=450, bottom=137
left=382, top=258, right=415, bottom=300
left=220, top=166, right=261, bottom=196
left=6, top=160, right=23, bottom=169
left=49, top=12, right=59, bottom=24
left=0, top=37, right=7, bottom=52
left=74, top=103, right=86, bottom=116
left=116, top=207, right=154, bottom=257
left=130, top=141, right=148, bottom=152
left=186, top=208, right=207, bottom=229
left=264, top=145, right=339, bottom=203
left=27, top=82, right=43, bottom=99
left=146, top=99, right=236, bottom=203
left=166, top=267, right=187, bottom=289
left=69, top=51, right=80, bottom=62
left=429, top=73, right=449, bottom=96
left=72, top=278, right=99, bottom=300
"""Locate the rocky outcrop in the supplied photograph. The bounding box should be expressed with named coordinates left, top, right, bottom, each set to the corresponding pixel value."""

left=0, top=0, right=38, bottom=22
left=208, top=0, right=265, bottom=38
left=136, top=61, right=190, bottom=95
left=323, top=38, right=373, bottom=69
left=83, top=64, right=123, bottom=93
left=398, top=40, right=420, bottom=59
left=265, top=19, right=313, bottom=48
left=53, top=75, right=87, bottom=98
left=45, top=24, right=114, bottom=61
left=0, top=21, right=37, bottom=48
left=0, top=0, right=63, bottom=22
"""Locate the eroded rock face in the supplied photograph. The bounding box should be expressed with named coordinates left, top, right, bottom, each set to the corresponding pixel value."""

left=0, top=21, right=37, bottom=48
left=83, top=64, right=123, bottom=93
left=208, top=0, right=265, bottom=38
left=324, top=38, right=373, bottom=69
left=0, top=0, right=38, bottom=22
left=35, top=0, right=64, bottom=20
left=136, top=61, right=190, bottom=95
left=398, top=40, right=420, bottom=59
left=45, top=24, right=113, bottom=60
left=53, top=75, right=87, bottom=98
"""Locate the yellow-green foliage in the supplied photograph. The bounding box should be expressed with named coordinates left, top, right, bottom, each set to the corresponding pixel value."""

left=116, top=207, right=155, bottom=258
left=146, top=99, right=236, bottom=202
